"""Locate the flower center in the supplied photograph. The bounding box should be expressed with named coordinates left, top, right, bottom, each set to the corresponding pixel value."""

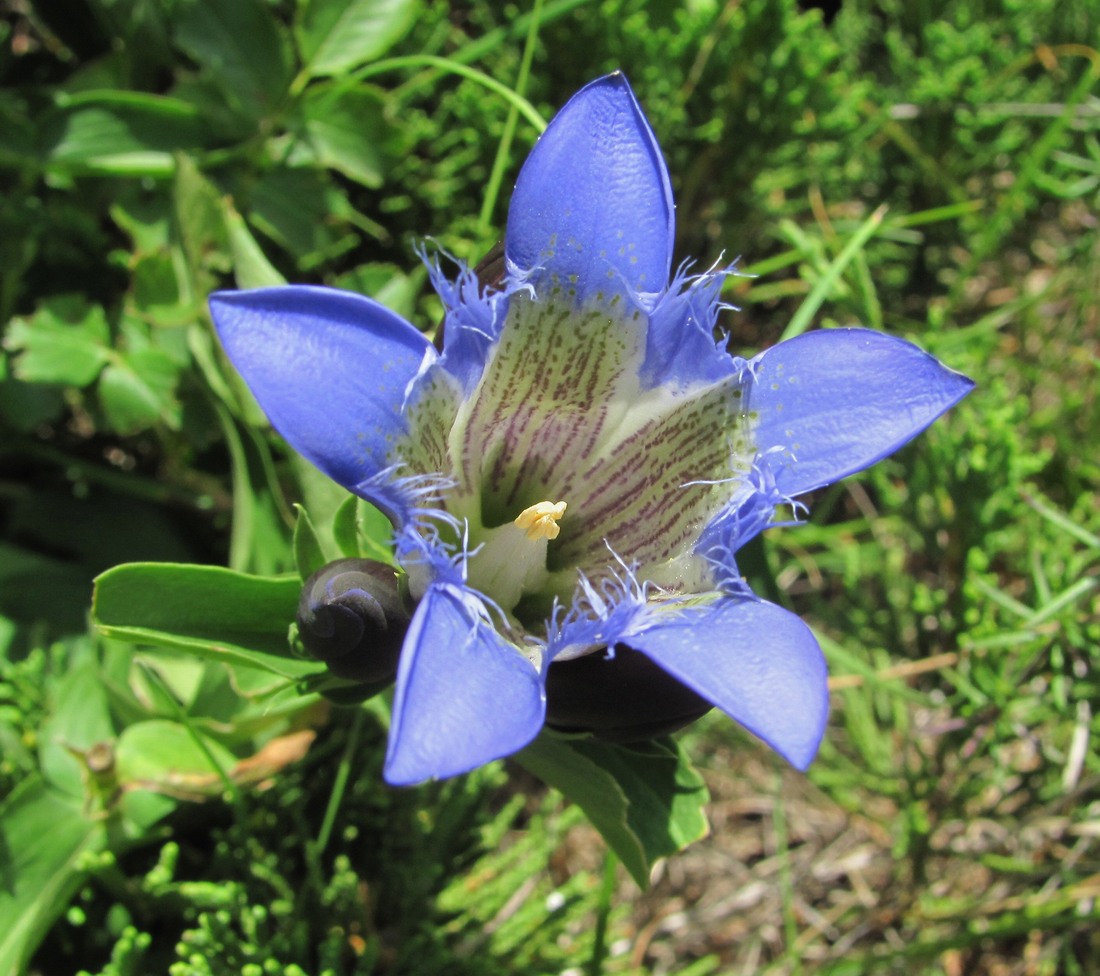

left=462, top=499, right=570, bottom=617
left=514, top=500, right=567, bottom=541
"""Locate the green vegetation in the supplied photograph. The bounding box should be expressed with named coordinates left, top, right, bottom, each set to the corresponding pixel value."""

left=1, top=0, right=1097, bottom=973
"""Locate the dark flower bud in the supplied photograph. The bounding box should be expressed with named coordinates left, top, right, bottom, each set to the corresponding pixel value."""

left=545, top=645, right=712, bottom=742
left=297, top=559, right=409, bottom=684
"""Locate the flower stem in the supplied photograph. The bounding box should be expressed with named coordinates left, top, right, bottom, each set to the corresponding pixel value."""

left=314, top=710, right=364, bottom=857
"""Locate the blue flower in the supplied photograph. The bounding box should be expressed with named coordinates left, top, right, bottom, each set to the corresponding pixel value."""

left=209, top=74, right=974, bottom=786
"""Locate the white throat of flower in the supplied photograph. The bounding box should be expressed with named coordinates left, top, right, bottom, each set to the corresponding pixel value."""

left=465, top=500, right=567, bottom=612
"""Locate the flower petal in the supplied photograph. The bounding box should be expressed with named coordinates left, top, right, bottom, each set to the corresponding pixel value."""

left=505, top=72, right=674, bottom=303
left=627, top=597, right=828, bottom=769
left=642, top=264, right=739, bottom=390
left=209, top=286, right=436, bottom=515
left=748, top=328, right=975, bottom=496
left=384, top=583, right=546, bottom=785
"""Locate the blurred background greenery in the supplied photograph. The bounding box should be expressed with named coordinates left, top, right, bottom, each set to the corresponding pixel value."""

left=1, top=0, right=1097, bottom=973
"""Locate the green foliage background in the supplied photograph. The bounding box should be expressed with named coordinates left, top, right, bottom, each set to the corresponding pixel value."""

left=1, top=0, right=1097, bottom=973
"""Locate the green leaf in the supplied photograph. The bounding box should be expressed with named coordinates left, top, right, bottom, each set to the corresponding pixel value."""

left=222, top=201, right=286, bottom=289
left=516, top=735, right=710, bottom=888
left=358, top=498, right=396, bottom=564
left=297, top=0, right=420, bottom=77
left=247, top=165, right=357, bottom=267
left=293, top=504, right=328, bottom=581
left=93, top=563, right=319, bottom=680
left=0, top=776, right=104, bottom=976
left=173, top=0, right=292, bottom=122
left=114, top=719, right=238, bottom=789
left=37, top=651, right=116, bottom=797
left=330, top=495, right=394, bottom=563
left=98, top=348, right=182, bottom=434
left=130, top=252, right=186, bottom=323
left=173, top=153, right=232, bottom=282
left=4, top=299, right=111, bottom=386
left=334, top=262, right=424, bottom=321
left=287, top=84, right=393, bottom=188
left=40, top=92, right=207, bottom=177
left=332, top=494, right=360, bottom=558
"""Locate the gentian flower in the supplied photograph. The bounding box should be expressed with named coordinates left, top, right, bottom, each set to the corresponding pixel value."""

left=210, top=74, right=973, bottom=785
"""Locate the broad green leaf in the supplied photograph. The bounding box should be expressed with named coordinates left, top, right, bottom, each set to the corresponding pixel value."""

left=4, top=299, right=110, bottom=386
left=298, top=0, right=419, bottom=77
left=93, top=563, right=319, bottom=680
left=114, top=719, right=238, bottom=792
left=98, top=348, right=182, bottom=434
left=37, top=651, right=116, bottom=797
left=40, top=93, right=206, bottom=176
left=173, top=0, right=291, bottom=122
left=247, top=165, right=358, bottom=267
left=286, top=84, right=392, bottom=188
left=0, top=776, right=104, bottom=976
left=516, top=735, right=710, bottom=888
left=110, top=191, right=172, bottom=256
left=131, top=252, right=188, bottom=324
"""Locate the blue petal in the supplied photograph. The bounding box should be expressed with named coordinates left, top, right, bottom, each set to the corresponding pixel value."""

left=505, top=72, right=674, bottom=303
left=627, top=598, right=828, bottom=769
left=642, top=263, right=739, bottom=390
left=748, top=328, right=975, bottom=497
left=384, top=583, right=546, bottom=785
left=420, top=248, right=507, bottom=394
left=209, top=286, right=436, bottom=516
left=697, top=461, right=795, bottom=593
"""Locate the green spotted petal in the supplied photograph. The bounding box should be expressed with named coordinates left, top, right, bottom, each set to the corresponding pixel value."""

left=551, top=377, right=754, bottom=582
left=450, top=293, right=649, bottom=526
left=395, top=366, right=464, bottom=482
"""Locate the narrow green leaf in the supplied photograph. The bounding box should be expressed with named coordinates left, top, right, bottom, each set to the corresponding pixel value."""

left=297, top=0, right=419, bottom=77
left=332, top=494, right=360, bottom=558
left=358, top=499, right=395, bottom=564
left=516, top=735, right=709, bottom=887
left=222, top=202, right=286, bottom=289
left=173, top=153, right=232, bottom=281
left=780, top=204, right=888, bottom=342
left=293, top=504, right=328, bottom=581
left=40, top=94, right=206, bottom=176
left=0, top=776, right=104, bottom=976
left=92, top=563, right=319, bottom=680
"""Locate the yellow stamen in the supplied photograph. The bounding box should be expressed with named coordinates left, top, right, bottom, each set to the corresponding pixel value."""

left=514, top=500, right=568, bottom=541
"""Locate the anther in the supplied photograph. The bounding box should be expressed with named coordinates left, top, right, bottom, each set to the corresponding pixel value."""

left=514, top=501, right=568, bottom=541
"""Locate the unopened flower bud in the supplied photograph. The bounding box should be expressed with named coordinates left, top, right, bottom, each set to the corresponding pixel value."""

left=545, top=645, right=712, bottom=741
left=297, top=559, right=409, bottom=684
